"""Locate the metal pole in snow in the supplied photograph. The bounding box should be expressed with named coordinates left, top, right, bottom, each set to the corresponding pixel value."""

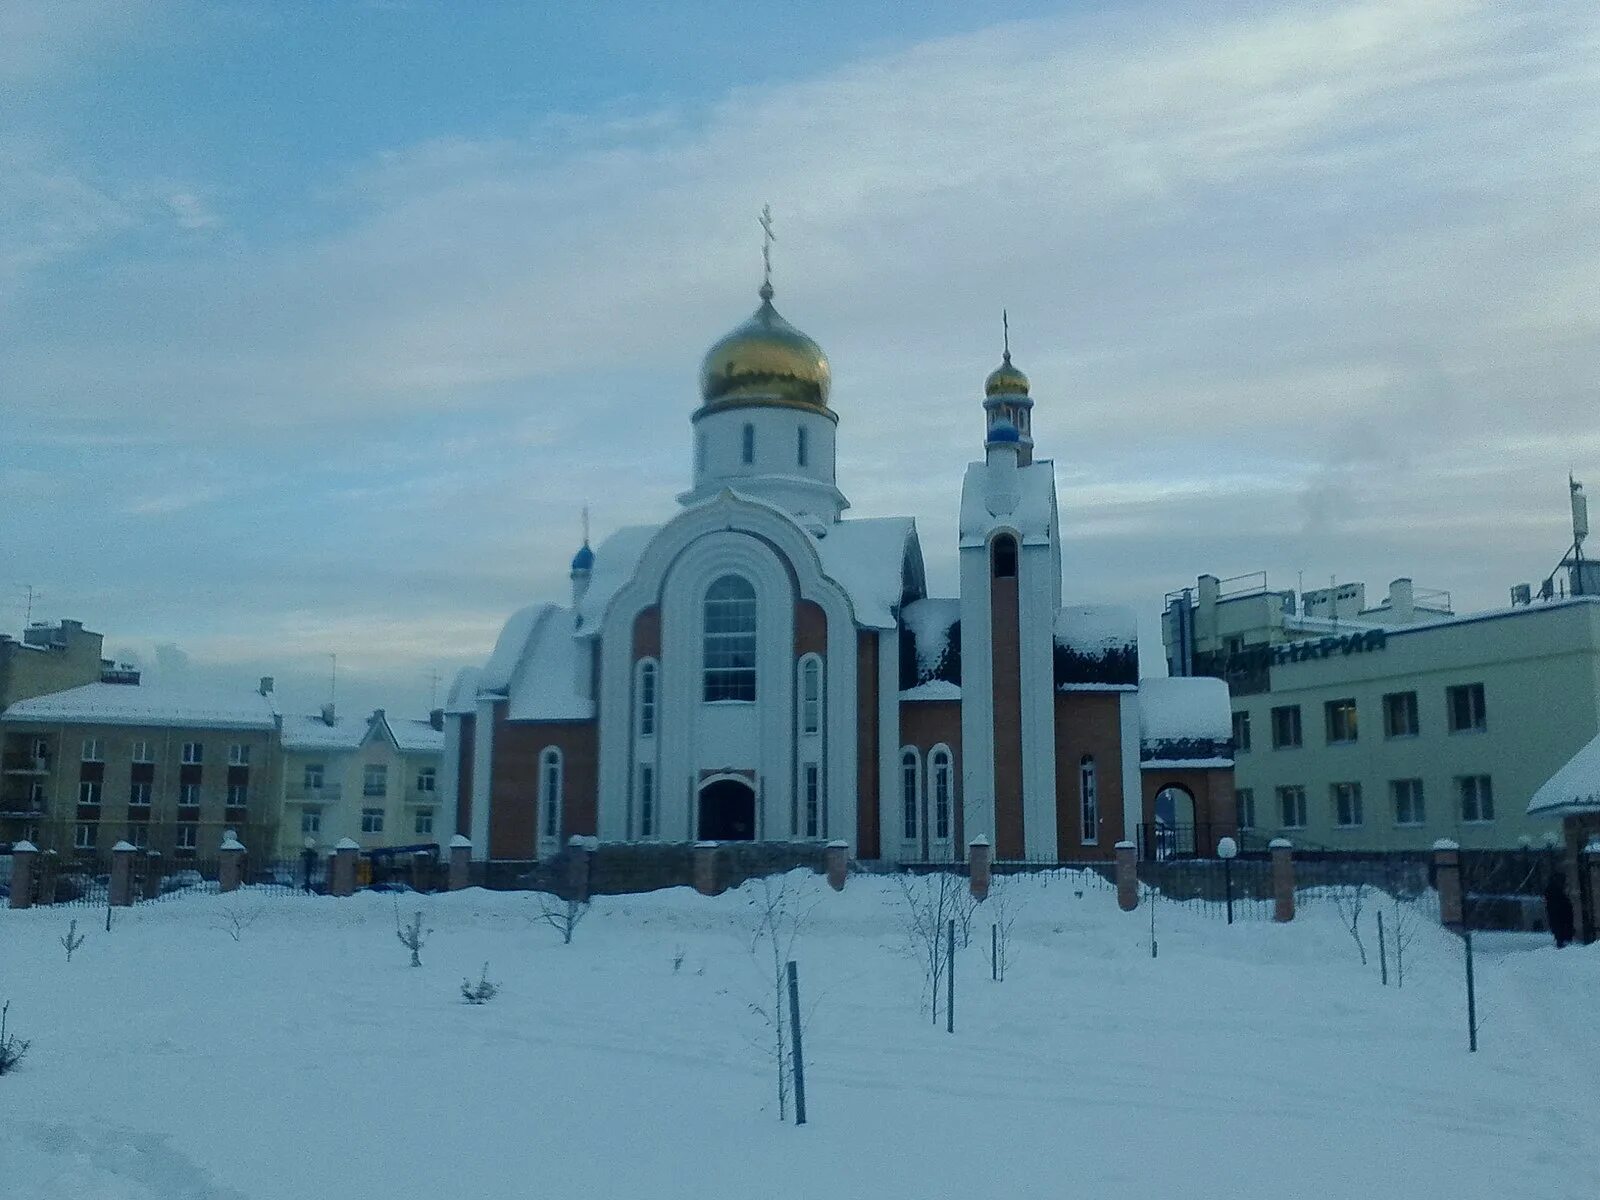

left=1463, top=928, right=1478, bottom=1052
left=991, top=923, right=998, bottom=981
left=1224, top=856, right=1234, bottom=925
left=946, top=919, right=955, bottom=1034
left=786, top=960, right=807, bottom=1125
left=1377, top=909, right=1388, bottom=986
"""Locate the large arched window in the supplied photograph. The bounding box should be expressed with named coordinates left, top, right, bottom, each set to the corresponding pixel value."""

left=704, top=575, right=757, bottom=701
left=929, top=746, right=953, bottom=842
left=900, top=748, right=920, bottom=842
left=799, top=655, right=823, bottom=735
left=1079, top=755, right=1098, bottom=845
left=539, top=747, right=563, bottom=840
left=636, top=658, right=658, bottom=738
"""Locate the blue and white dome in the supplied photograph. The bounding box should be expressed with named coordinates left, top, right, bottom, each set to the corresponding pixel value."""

left=570, top=542, right=595, bottom=573
left=987, top=419, right=1020, bottom=444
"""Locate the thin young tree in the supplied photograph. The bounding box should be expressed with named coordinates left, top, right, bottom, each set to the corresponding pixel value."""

left=1332, top=881, right=1371, bottom=966
left=60, top=918, right=85, bottom=962
left=745, top=874, right=816, bottom=1121
left=896, top=871, right=962, bottom=1023
left=533, top=891, right=589, bottom=945
left=985, top=875, right=1024, bottom=982
left=395, top=907, right=430, bottom=967
left=0, top=1001, right=30, bottom=1076
left=215, top=897, right=266, bottom=943
left=1391, top=892, right=1424, bottom=988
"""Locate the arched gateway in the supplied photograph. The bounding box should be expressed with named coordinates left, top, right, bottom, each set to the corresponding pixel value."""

left=699, top=778, right=756, bottom=841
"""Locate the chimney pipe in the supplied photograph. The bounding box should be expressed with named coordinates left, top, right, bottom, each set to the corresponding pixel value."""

left=259, top=676, right=274, bottom=696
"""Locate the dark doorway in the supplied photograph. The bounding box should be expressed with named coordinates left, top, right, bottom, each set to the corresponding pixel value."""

left=699, top=778, right=756, bottom=841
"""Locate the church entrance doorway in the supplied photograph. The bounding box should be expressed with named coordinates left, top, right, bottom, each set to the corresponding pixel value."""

left=699, top=778, right=756, bottom=841
left=1152, top=784, right=1196, bottom=860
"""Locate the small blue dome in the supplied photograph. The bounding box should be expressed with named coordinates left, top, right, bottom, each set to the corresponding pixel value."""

left=570, top=542, right=595, bottom=572
left=987, top=419, right=1020, bottom=444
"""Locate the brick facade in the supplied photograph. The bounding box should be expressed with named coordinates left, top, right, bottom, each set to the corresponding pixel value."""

left=1053, top=692, right=1127, bottom=861
left=489, top=703, right=599, bottom=859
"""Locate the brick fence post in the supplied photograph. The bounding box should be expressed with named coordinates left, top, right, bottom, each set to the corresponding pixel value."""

left=692, top=841, right=721, bottom=896
left=824, top=840, right=849, bottom=891
left=448, top=834, right=472, bottom=891
left=219, top=833, right=246, bottom=893
left=969, top=836, right=993, bottom=901
left=331, top=838, right=359, bottom=898
left=1584, top=838, right=1600, bottom=945
left=109, top=841, right=137, bottom=907
left=565, top=835, right=595, bottom=902
left=141, top=851, right=163, bottom=901
left=8, top=840, right=37, bottom=909
left=1115, top=840, right=1138, bottom=911
left=1433, top=838, right=1462, bottom=930
left=36, top=849, right=58, bottom=906
left=410, top=850, right=432, bottom=893
left=1270, top=838, right=1295, bottom=923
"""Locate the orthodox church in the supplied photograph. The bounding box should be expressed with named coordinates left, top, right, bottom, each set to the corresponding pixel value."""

left=440, top=258, right=1235, bottom=865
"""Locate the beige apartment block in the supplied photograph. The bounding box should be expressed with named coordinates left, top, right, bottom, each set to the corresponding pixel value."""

left=278, top=706, right=444, bottom=859
left=1165, top=573, right=1599, bottom=850
left=0, top=679, right=282, bottom=861
left=0, top=619, right=134, bottom=711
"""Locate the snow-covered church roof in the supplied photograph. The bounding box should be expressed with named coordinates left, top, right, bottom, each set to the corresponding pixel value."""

left=900, top=597, right=961, bottom=698
left=1054, top=605, right=1138, bottom=688
left=478, top=603, right=593, bottom=722
left=1528, top=732, right=1600, bottom=815
left=1137, top=676, right=1234, bottom=767
left=816, top=516, right=920, bottom=630
left=958, top=458, right=1057, bottom=547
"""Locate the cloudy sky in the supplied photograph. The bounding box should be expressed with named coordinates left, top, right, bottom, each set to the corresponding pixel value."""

left=3, top=0, right=1598, bottom=719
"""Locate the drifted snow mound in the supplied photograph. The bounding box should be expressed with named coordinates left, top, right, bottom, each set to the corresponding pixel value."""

left=5, top=1124, right=249, bottom=1200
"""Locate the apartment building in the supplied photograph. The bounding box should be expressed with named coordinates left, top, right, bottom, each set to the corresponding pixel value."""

left=277, top=706, right=445, bottom=858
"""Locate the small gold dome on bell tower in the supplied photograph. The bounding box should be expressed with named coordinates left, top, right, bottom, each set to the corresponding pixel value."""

left=984, top=351, right=1030, bottom=398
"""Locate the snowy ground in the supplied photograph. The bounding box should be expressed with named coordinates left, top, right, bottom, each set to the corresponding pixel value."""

left=2, top=873, right=1596, bottom=1200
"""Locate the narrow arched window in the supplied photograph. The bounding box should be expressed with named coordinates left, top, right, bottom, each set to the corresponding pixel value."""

left=1080, top=755, right=1098, bottom=845
left=741, top=422, right=755, bottom=464
left=704, top=575, right=757, bottom=701
left=930, top=746, right=953, bottom=841
left=636, top=659, right=658, bottom=738
left=638, top=762, right=655, bottom=839
left=797, top=425, right=809, bottom=468
left=539, top=747, right=563, bottom=840
left=992, top=533, right=1017, bottom=579
left=800, top=655, right=822, bottom=734
left=901, top=748, right=920, bottom=841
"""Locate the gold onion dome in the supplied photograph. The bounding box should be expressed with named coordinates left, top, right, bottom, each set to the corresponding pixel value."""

left=984, top=350, right=1030, bottom=398
left=699, top=283, right=832, bottom=411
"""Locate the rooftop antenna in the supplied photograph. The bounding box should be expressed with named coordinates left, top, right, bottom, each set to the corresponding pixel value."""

left=427, top=668, right=439, bottom=710
left=22, top=584, right=37, bottom=626
left=758, top=203, right=776, bottom=301
left=329, top=653, right=337, bottom=705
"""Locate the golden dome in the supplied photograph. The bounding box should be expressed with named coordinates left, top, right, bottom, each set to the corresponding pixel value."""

left=984, top=351, right=1030, bottom=397
left=699, top=285, right=831, bottom=412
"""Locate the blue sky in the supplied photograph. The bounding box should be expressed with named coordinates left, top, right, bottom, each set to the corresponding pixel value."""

left=4, top=0, right=1599, bottom=719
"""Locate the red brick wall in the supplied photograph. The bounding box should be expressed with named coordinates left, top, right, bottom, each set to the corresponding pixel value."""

left=633, top=606, right=660, bottom=660
left=899, top=699, right=963, bottom=851
left=1141, top=767, right=1237, bottom=846
left=990, top=557, right=1024, bottom=859
left=1053, top=692, right=1126, bottom=861
left=455, top=712, right=475, bottom=839
left=489, top=703, right=598, bottom=858
left=856, top=630, right=880, bottom=859
left=795, top=600, right=827, bottom=657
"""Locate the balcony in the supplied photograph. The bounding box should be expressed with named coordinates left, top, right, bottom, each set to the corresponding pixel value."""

left=2, top=754, right=50, bottom=775
left=0, top=802, right=46, bottom=819
left=286, top=782, right=342, bottom=802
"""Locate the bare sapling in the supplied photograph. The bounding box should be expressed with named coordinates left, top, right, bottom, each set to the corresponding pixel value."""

left=216, top=898, right=266, bottom=943
left=1391, top=892, right=1423, bottom=988
left=745, top=874, right=817, bottom=1121
left=0, top=1001, right=30, bottom=1076
left=60, top=918, right=86, bottom=962
left=896, top=871, right=962, bottom=1023
left=395, top=906, right=431, bottom=967
left=533, top=891, right=589, bottom=945
left=1332, top=882, right=1370, bottom=966
left=985, top=875, right=1023, bottom=982
left=460, top=963, right=499, bottom=1004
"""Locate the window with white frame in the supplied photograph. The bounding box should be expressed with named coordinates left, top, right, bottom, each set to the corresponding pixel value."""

left=1325, top=699, right=1358, bottom=745
left=1079, top=755, right=1099, bottom=844
left=1447, top=684, right=1487, bottom=733
left=301, top=809, right=321, bottom=835
left=1383, top=692, right=1419, bottom=738
left=78, top=780, right=102, bottom=805
left=128, top=823, right=148, bottom=849
left=1236, top=788, right=1256, bottom=830
left=637, top=659, right=658, bottom=738
left=363, top=764, right=387, bottom=797
left=176, top=823, right=197, bottom=850
left=228, top=743, right=251, bottom=766
left=800, top=656, right=822, bottom=735
left=130, top=740, right=154, bottom=764
left=81, top=738, right=104, bottom=762
left=803, top=763, right=820, bottom=838
left=181, top=741, right=203, bottom=765
left=540, top=747, right=562, bottom=839
left=1277, top=785, right=1307, bottom=828
left=1231, top=711, right=1251, bottom=753
left=27, top=780, right=46, bottom=807
left=931, top=747, right=953, bottom=842
left=179, top=782, right=201, bottom=806
left=227, top=783, right=248, bottom=807
left=900, top=749, right=920, bottom=841
left=416, top=766, right=436, bottom=793
left=75, top=822, right=96, bottom=850
left=31, top=736, right=49, bottom=760
left=130, top=781, right=152, bottom=807
left=304, top=763, right=324, bottom=790
left=414, top=809, right=434, bottom=836
left=1392, top=778, right=1425, bottom=826
left=361, top=807, right=385, bottom=834
left=741, top=422, right=755, bottom=464
left=1458, top=774, right=1494, bottom=822
left=703, top=575, right=757, bottom=702
left=1270, top=706, right=1302, bottom=749
left=638, top=762, right=655, bottom=838
left=1331, top=781, right=1363, bottom=827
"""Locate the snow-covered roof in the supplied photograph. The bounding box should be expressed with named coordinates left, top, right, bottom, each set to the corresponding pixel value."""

left=2, top=682, right=277, bottom=730
left=1137, top=676, right=1233, bottom=764
left=900, top=679, right=961, bottom=702
left=958, top=459, right=1056, bottom=548
left=1054, top=605, right=1138, bottom=687
left=1528, top=731, right=1600, bottom=815
left=816, top=516, right=920, bottom=630
left=901, top=597, right=960, bottom=689
left=506, top=606, right=593, bottom=722
left=574, top=524, right=662, bottom=634
left=279, top=710, right=443, bottom=755
left=389, top=717, right=444, bottom=754
left=481, top=604, right=550, bottom=693
left=444, top=666, right=482, bottom=715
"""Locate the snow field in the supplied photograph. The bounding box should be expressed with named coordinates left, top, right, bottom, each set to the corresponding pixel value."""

left=2, top=872, right=1596, bottom=1199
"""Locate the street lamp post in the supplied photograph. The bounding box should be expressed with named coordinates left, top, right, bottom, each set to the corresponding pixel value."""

left=1217, top=836, right=1239, bottom=924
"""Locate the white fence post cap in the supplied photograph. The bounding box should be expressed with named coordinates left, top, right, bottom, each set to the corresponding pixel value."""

left=827, top=839, right=849, bottom=849
left=1268, top=837, right=1294, bottom=850
left=12, top=840, right=37, bottom=853
left=1432, top=838, right=1460, bottom=852
left=220, top=837, right=246, bottom=852
left=112, top=840, right=137, bottom=852
left=449, top=834, right=472, bottom=849
left=968, top=835, right=991, bottom=848
left=334, top=837, right=361, bottom=851
left=1113, top=840, right=1135, bottom=850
